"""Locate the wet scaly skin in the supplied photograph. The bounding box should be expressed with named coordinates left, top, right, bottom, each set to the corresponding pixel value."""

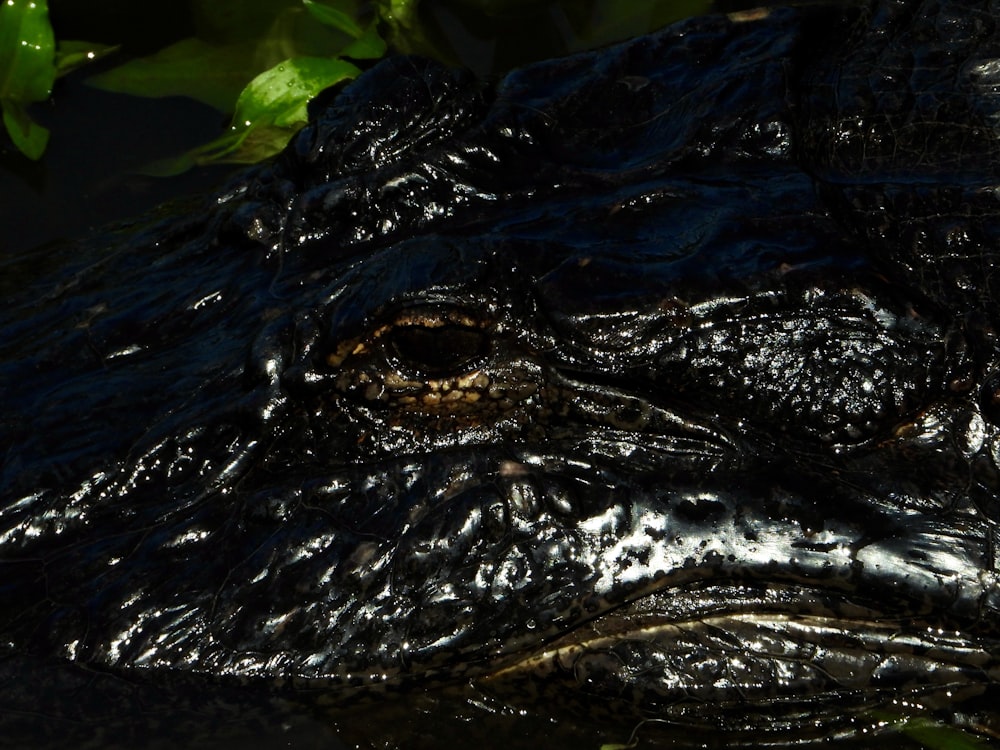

left=2, top=0, right=1000, bottom=746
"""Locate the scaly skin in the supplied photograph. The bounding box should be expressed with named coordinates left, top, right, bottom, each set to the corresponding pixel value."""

left=1, top=0, right=999, bottom=746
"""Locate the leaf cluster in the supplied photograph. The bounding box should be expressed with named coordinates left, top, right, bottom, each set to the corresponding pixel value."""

left=0, top=0, right=397, bottom=167
left=0, top=0, right=709, bottom=169
left=0, top=0, right=117, bottom=159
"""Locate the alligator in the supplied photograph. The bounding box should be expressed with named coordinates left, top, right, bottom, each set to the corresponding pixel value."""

left=2, top=0, right=1000, bottom=747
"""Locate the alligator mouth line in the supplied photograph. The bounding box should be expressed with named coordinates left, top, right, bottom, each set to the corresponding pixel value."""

left=479, top=584, right=1000, bottom=713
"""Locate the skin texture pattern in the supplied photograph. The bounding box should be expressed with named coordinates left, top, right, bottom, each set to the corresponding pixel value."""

left=2, top=0, right=1000, bottom=746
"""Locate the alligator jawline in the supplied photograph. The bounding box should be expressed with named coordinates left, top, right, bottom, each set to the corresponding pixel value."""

left=480, top=583, right=1000, bottom=715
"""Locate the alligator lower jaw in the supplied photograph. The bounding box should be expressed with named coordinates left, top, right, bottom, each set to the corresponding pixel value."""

left=477, top=584, right=1000, bottom=722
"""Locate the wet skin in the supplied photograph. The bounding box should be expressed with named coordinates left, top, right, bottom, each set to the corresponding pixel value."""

left=2, top=0, right=1000, bottom=746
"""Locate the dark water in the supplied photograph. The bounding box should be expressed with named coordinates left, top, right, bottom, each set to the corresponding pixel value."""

left=0, top=71, right=233, bottom=258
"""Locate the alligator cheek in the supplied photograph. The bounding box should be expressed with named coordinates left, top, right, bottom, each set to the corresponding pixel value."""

left=167, top=449, right=997, bottom=688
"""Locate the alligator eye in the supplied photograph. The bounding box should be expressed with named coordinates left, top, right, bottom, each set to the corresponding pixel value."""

left=385, top=323, right=490, bottom=376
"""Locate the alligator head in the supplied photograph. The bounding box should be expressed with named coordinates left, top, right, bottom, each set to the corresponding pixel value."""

left=2, top=0, right=1000, bottom=745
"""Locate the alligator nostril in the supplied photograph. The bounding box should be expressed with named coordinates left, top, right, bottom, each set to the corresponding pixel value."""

left=386, top=323, right=490, bottom=376
left=675, top=497, right=727, bottom=524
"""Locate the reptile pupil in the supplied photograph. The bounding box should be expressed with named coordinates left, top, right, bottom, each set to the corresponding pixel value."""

left=387, top=324, right=489, bottom=375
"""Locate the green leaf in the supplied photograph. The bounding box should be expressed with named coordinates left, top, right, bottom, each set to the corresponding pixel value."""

left=87, top=37, right=260, bottom=113
left=302, top=0, right=365, bottom=37
left=233, top=55, right=360, bottom=130
left=376, top=0, right=422, bottom=36
left=374, top=0, right=430, bottom=57
left=150, top=55, right=361, bottom=172
left=870, top=711, right=990, bottom=749
left=0, top=0, right=55, bottom=158
left=341, top=22, right=387, bottom=59
left=0, top=0, right=56, bottom=103
left=2, top=100, right=48, bottom=159
left=55, top=40, right=119, bottom=78
left=141, top=123, right=295, bottom=175
left=87, top=0, right=377, bottom=114
left=896, top=720, right=988, bottom=749
left=190, top=0, right=300, bottom=43
left=380, top=0, right=421, bottom=27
